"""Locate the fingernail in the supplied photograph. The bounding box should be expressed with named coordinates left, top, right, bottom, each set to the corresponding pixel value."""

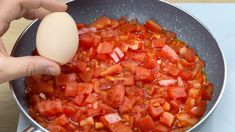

left=46, top=67, right=59, bottom=76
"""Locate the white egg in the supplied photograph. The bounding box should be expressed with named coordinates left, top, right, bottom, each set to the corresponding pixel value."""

left=36, top=12, right=79, bottom=65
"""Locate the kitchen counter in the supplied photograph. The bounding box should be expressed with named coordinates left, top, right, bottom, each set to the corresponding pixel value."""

left=0, top=0, right=234, bottom=132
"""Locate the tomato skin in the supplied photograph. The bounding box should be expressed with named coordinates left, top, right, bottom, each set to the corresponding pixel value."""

left=144, top=20, right=162, bottom=33
left=138, top=115, right=156, bottom=131
left=160, top=112, right=175, bottom=127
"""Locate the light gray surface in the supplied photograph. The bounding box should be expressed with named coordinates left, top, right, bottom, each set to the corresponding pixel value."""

left=17, top=3, right=234, bottom=132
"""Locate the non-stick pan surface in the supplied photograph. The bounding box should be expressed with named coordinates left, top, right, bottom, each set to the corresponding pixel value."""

left=10, top=0, right=226, bottom=131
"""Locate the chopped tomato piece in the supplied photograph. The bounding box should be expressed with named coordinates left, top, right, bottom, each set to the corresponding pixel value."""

left=131, top=53, right=146, bottom=62
left=84, top=93, right=98, bottom=104
left=77, top=83, right=93, bottom=94
left=179, top=47, right=197, bottom=62
left=47, top=125, right=66, bottom=132
left=179, top=70, right=192, bottom=80
left=93, top=16, right=111, bottom=30
left=135, top=66, right=154, bottom=81
left=144, top=20, right=162, bottom=32
left=160, top=112, right=175, bottom=127
left=144, top=56, right=157, bottom=69
left=56, top=73, right=77, bottom=86
left=167, top=87, right=187, bottom=99
left=148, top=105, right=163, bottom=119
left=138, top=115, right=155, bottom=131
left=79, top=33, right=100, bottom=48
left=108, top=122, right=132, bottom=132
left=100, top=64, right=123, bottom=76
left=152, top=38, right=166, bottom=48
left=79, top=68, right=94, bottom=83
left=163, top=63, right=181, bottom=76
left=63, top=105, right=77, bottom=115
left=97, top=41, right=114, bottom=54
left=64, top=81, right=78, bottom=97
left=75, top=60, right=87, bottom=72
left=155, top=123, right=170, bottom=132
left=73, top=94, right=85, bottom=106
left=107, top=85, right=125, bottom=108
left=161, top=45, right=179, bottom=62
left=201, top=82, right=213, bottom=100
left=119, top=97, right=136, bottom=113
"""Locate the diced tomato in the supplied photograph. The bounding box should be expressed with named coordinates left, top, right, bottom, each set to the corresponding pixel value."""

left=155, top=123, right=170, bottom=132
left=56, top=73, right=77, bottom=87
left=84, top=93, right=98, bottom=104
left=176, top=112, right=198, bottom=125
left=116, top=71, right=134, bottom=86
left=161, top=45, right=179, bottom=62
left=148, top=105, right=163, bottom=119
left=190, top=101, right=206, bottom=117
left=179, top=47, right=197, bottom=62
left=162, top=102, right=171, bottom=111
left=107, top=85, right=125, bottom=108
left=73, top=94, right=85, bottom=106
left=47, top=125, right=66, bottom=132
left=160, top=112, right=175, bottom=127
left=108, top=122, right=132, bottom=132
left=144, top=20, right=162, bottom=33
left=75, top=60, right=87, bottom=72
left=179, top=70, right=192, bottom=80
left=135, top=66, right=154, bottom=81
left=119, top=97, right=136, bottom=113
left=97, top=41, right=115, bottom=54
left=167, top=87, right=187, bottom=99
left=76, top=23, right=85, bottom=30
left=54, top=114, right=69, bottom=126
left=77, top=83, right=93, bottom=94
left=72, top=110, right=86, bottom=122
left=97, top=54, right=108, bottom=61
left=38, top=100, right=62, bottom=117
left=158, top=79, right=177, bottom=87
left=201, top=82, right=213, bottom=100
left=79, top=68, right=94, bottom=83
left=121, top=61, right=139, bottom=73
left=88, top=47, right=97, bottom=59
left=144, top=56, right=157, bottom=69
left=63, top=105, right=77, bottom=115
left=99, top=103, right=115, bottom=114
left=131, top=53, right=146, bottom=62
left=163, top=63, right=181, bottom=76
left=100, top=64, right=123, bottom=76
left=86, top=107, right=101, bottom=117
left=64, top=82, right=78, bottom=97
left=118, top=23, right=137, bottom=33
left=152, top=38, right=166, bottom=48
left=79, top=33, right=97, bottom=48
left=188, top=88, right=201, bottom=99
left=138, top=115, right=155, bottom=131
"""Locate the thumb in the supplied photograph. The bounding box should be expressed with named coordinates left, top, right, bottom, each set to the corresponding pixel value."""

left=1, top=56, right=61, bottom=82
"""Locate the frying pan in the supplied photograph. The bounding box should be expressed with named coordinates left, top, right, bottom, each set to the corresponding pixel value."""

left=10, top=0, right=226, bottom=131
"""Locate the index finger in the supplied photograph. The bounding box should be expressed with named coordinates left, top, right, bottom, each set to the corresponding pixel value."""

left=20, top=0, right=67, bottom=12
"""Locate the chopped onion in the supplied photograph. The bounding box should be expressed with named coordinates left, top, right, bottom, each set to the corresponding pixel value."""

left=78, top=27, right=97, bottom=34
left=80, top=117, right=94, bottom=126
left=104, top=113, right=122, bottom=124
left=158, top=79, right=177, bottom=87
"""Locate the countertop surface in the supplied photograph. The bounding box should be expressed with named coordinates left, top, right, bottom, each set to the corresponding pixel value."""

left=1, top=1, right=234, bottom=132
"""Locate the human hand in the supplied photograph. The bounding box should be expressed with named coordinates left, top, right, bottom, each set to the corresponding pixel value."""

left=0, top=0, right=67, bottom=83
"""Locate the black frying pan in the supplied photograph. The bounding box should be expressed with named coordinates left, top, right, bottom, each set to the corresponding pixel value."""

left=10, top=0, right=226, bottom=131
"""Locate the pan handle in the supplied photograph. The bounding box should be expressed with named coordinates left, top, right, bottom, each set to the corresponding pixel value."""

left=23, top=126, right=42, bottom=132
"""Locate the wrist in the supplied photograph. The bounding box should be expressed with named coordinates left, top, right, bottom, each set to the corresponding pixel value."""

left=0, top=22, right=8, bottom=37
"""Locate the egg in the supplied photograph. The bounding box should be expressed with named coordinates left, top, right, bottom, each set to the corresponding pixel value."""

left=36, top=12, right=79, bottom=65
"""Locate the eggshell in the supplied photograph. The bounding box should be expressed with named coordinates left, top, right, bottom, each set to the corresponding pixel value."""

left=36, top=12, right=79, bottom=65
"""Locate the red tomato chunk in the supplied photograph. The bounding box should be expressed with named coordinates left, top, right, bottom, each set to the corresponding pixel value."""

left=26, top=17, right=213, bottom=132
